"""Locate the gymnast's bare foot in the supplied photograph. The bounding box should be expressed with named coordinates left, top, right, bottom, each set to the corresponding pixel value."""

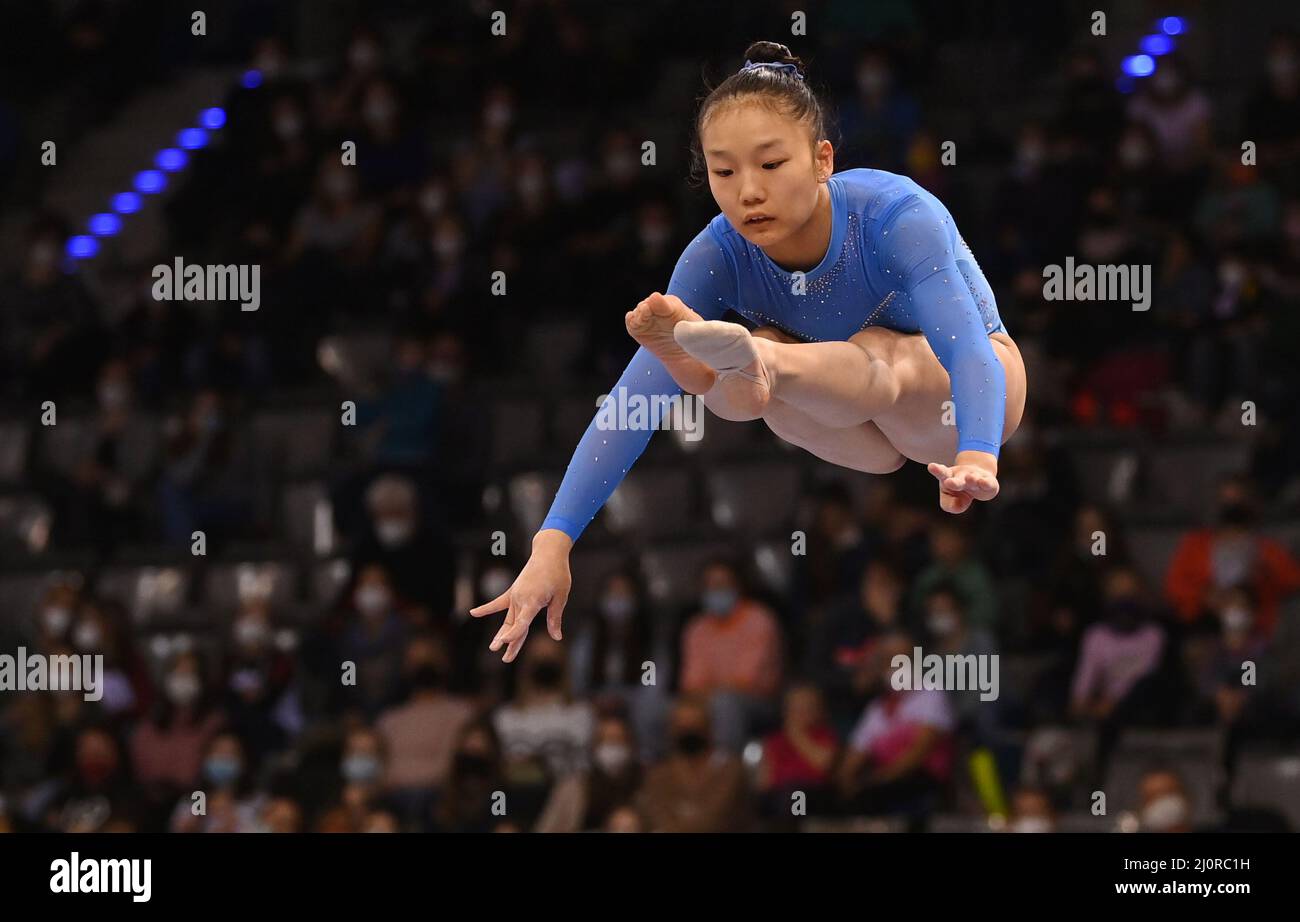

left=625, top=292, right=717, bottom=395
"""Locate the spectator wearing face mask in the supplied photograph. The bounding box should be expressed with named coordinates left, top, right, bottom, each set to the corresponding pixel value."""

left=30, top=583, right=80, bottom=652
left=1070, top=566, right=1180, bottom=755
left=0, top=217, right=99, bottom=402
left=67, top=598, right=150, bottom=719
left=129, top=652, right=225, bottom=806
left=375, top=637, right=475, bottom=819
left=170, top=733, right=263, bottom=832
left=428, top=720, right=506, bottom=833
left=220, top=598, right=296, bottom=761
left=806, top=558, right=906, bottom=733
left=1243, top=33, right=1300, bottom=176
left=1135, top=769, right=1196, bottom=833
left=1007, top=786, right=1057, bottom=833
left=758, top=683, right=839, bottom=825
left=336, top=726, right=396, bottom=828
left=40, top=725, right=141, bottom=833
left=493, top=636, right=594, bottom=779
left=1127, top=54, right=1212, bottom=178
left=286, top=155, right=382, bottom=266
left=156, top=389, right=257, bottom=547
left=909, top=519, right=1000, bottom=635
left=635, top=696, right=754, bottom=833
left=1165, top=479, right=1300, bottom=636
left=43, top=357, right=152, bottom=551
left=570, top=568, right=670, bottom=760
left=838, top=633, right=956, bottom=821
left=351, top=473, right=454, bottom=618
left=338, top=564, right=411, bottom=718
left=679, top=558, right=783, bottom=753
left=919, top=583, right=1000, bottom=740
left=575, top=711, right=643, bottom=831
left=1192, top=584, right=1268, bottom=729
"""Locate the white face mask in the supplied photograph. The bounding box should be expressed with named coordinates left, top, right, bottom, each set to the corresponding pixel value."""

left=605, top=153, right=636, bottom=182
left=73, top=622, right=104, bottom=651
left=593, top=742, right=632, bottom=774
left=375, top=518, right=414, bottom=547
left=432, top=234, right=463, bottom=261
left=274, top=113, right=303, bottom=141
left=98, top=383, right=129, bottom=411
left=419, top=186, right=446, bottom=217
left=925, top=609, right=960, bottom=638
left=355, top=585, right=392, bottom=618
left=1220, top=606, right=1252, bottom=634
left=234, top=617, right=270, bottom=649
left=166, top=672, right=202, bottom=706
left=600, top=594, right=635, bottom=623
left=480, top=570, right=513, bottom=601
left=1010, top=816, right=1053, bottom=833
left=516, top=173, right=545, bottom=202
left=1141, top=794, right=1190, bottom=831
left=639, top=223, right=671, bottom=249
left=484, top=103, right=513, bottom=130
left=857, top=67, right=889, bottom=95
left=41, top=606, right=73, bottom=636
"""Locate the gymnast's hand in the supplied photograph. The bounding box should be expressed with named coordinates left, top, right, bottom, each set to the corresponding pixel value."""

left=928, top=451, right=1000, bottom=514
left=470, top=529, right=573, bottom=663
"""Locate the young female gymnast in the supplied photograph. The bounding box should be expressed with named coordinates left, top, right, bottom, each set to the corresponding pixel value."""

left=473, top=41, right=1028, bottom=662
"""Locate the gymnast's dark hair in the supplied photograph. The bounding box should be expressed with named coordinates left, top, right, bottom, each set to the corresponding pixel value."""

left=687, top=41, right=838, bottom=188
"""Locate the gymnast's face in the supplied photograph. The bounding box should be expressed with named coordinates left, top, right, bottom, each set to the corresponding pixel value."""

left=701, top=101, right=832, bottom=247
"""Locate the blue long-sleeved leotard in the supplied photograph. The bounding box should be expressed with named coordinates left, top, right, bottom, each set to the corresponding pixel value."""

left=540, top=167, right=1008, bottom=541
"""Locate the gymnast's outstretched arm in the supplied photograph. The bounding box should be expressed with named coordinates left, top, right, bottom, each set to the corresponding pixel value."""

left=469, top=225, right=734, bottom=661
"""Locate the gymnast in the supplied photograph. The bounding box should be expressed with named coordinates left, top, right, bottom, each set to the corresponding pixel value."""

left=473, top=41, right=1028, bottom=662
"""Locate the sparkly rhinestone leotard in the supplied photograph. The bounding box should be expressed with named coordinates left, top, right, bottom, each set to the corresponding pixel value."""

left=541, top=167, right=1008, bottom=541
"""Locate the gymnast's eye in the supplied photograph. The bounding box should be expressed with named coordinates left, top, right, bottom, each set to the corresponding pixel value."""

left=712, top=169, right=733, bottom=177
left=763, top=160, right=787, bottom=170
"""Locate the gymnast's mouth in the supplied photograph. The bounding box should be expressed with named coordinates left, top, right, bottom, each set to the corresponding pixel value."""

left=744, top=214, right=775, bottom=226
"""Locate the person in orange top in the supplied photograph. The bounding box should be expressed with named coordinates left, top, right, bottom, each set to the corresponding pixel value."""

left=1164, top=479, right=1300, bottom=635
left=679, top=557, right=783, bottom=752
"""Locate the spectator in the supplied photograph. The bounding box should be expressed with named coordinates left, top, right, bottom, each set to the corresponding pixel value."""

left=569, top=567, right=670, bottom=759
left=351, top=472, right=454, bottom=617
left=1135, top=768, right=1196, bottom=833
left=679, top=557, right=784, bottom=752
left=837, top=633, right=956, bottom=820
left=576, top=711, right=644, bottom=832
left=805, top=557, right=905, bottom=732
left=758, top=683, right=839, bottom=823
left=1007, top=786, right=1057, bottom=833
left=909, top=519, right=1000, bottom=634
left=493, top=635, right=594, bottom=779
left=130, top=652, right=225, bottom=795
left=375, top=636, right=475, bottom=816
left=338, top=564, right=412, bottom=718
left=170, top=733, right=263, bottom=832
left=635, top=696, right=754, bottom=833
left=1164, top=478, right=1300, bottom=634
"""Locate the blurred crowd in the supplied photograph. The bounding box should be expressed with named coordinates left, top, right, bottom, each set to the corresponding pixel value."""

left=2, top=2, right=1300, bottom=833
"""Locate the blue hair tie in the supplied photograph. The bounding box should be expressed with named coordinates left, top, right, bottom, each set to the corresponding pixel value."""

left=741, top=59, right=803, bottom=80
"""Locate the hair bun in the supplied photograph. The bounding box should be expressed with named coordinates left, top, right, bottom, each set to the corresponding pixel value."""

left=742, top=41, right=805, bottom=76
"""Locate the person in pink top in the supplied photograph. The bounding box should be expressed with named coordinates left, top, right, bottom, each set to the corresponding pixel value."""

left=1069, top=566, right=1167, bottom=724
left=679, top=557, right=784, bottom=752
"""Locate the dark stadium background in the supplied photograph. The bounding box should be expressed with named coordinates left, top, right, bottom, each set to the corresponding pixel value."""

left=0, top=0, right=1299, bottom=833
